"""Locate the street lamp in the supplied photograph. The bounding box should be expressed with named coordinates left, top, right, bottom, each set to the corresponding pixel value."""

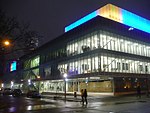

left=36, top=75, right=41, bottom=93
left=3, top=40, right=10, bottom=46
left=0, top=39, right=10, bottom=51
left=1, top=83, right=4, bottom=88
left=37, top=75, right=40, bottom=79
left=28, top=79, right=31, bottom=85
left=11, top=81, right=14, bottom=89
left=63, top=73, right=67, bottom=101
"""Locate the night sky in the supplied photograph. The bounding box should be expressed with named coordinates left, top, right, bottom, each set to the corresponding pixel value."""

left=0, top=0, right=150, bottom=45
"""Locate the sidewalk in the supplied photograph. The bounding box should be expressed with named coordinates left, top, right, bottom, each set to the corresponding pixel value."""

left=41, top=92, right=150, bottom=103
left=42, top=94, right=150, bottom=105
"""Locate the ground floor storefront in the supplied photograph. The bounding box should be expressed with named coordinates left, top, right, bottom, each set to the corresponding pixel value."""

left=5, top=75, right=150, bottom=96
left=36, top=76, right=113, bottom=94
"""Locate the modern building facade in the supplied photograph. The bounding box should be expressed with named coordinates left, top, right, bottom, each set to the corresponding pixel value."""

left=3, top=4, right=150, bottom=95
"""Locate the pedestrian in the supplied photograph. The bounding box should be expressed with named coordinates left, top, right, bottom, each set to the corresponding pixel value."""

left=137, top=85, right=141, bottom=98
left=146, top=83, right=149, bottom=97
left=74, top=91, right=77, bottom=99
left=83, top=89, right=88, bottom=105
left=80, top=89, right=84, bottom=104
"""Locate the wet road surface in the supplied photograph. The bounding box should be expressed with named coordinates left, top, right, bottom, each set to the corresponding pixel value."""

left=0, top=95, right=150, bottom=113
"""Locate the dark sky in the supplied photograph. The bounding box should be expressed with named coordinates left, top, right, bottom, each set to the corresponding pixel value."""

left=0, top=0, right=150, bottom=45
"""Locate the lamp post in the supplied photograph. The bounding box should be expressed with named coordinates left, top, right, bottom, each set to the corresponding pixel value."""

left=1, top=83, right=4, bottom=88
left=63, top=73, right=67, bottom=101
left=28, top=79, right=31, bottom=91
left=11, top=81, right=14, bottom=89
left=37, top=75, right=40, bottom=93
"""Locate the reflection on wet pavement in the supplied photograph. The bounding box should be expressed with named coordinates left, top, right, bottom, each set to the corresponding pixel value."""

left=8, top=107, right=16, bottom=112
left=26, top=104, right=57, bottom=111
left=0, top=95, right=150, bottom=113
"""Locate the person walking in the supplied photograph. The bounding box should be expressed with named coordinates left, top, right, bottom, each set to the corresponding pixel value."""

left=83, top=89, right=88, bottom=105
left=80, top=89, right=84, bottom=104
left=137, top=85, right=141, bottom=98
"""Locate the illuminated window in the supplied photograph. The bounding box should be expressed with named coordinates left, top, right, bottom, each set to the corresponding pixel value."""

left=31, top=56, right=40, bottom=68
left=10, top=61, right=17, bottom=72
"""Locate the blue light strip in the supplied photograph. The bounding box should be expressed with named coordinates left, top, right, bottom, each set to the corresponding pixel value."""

left=65, top=4, right=150, bottom=34
left=65, top=11, right=97, bottom=32
left=122, top=9, right=150, bottom=34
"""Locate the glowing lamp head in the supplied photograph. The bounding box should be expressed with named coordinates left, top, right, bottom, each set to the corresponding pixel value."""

left=37, top=76, right=40, bottom=79
left=1, top=83, right=4, bottom=88
left=28, top=79, right=31, bottom=85
left=3, top=40, right=10, bottom=46
left=63, top=73, right=67, bottom=78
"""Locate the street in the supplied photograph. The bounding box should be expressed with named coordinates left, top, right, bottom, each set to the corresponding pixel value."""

left=0, top=95, right=150, bottom=113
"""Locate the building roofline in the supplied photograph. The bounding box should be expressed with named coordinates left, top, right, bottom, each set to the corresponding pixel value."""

left=65, top=4, right=150, bottom=34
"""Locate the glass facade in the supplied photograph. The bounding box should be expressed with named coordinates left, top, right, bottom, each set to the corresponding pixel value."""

left=33, top=77, right=113, bottom=93
left=6, top=10, right=150, bottom=95
left=19, top=29, right=150, bottom=94
left=23, top=56, right=40, bottom=80
left=58, top=54, right=150, bottom=76
left=24, top=29, right=148, bottom=95
left=56, top=30, right=150, bottom=77
left=66, top=30, right=150, bottom=58
left=24, top=56, right=40, bottom=69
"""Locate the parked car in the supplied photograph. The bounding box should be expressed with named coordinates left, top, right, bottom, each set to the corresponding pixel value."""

left=26, top=90, right=41, bottom=98
left=12, top=89, right=22, bottom=97
left=2, top=88, right=12, bottom=95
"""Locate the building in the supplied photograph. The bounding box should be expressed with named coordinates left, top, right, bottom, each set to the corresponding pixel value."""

left=3, top=4, right=150, bottom=95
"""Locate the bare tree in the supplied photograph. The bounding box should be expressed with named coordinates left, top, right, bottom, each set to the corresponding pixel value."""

left=0, top=9, right=41, bottom=60
left=0, top=10, right=18, bottom=37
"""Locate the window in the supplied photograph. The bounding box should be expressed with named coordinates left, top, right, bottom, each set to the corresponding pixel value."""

left=145, top=66, right=148, bottom=73
left=139, top=65, right=143, bottom=72
left=44, top=67, right=51, bottom=77
left=122, top=63, right=129, bottom=70
left=31, top=56, right=40, bottom=68
left=117, top=62, right=121, bottom=70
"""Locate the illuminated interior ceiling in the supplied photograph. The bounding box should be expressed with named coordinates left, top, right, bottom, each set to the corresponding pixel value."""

left=65, top=4, right=150, bottom=34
